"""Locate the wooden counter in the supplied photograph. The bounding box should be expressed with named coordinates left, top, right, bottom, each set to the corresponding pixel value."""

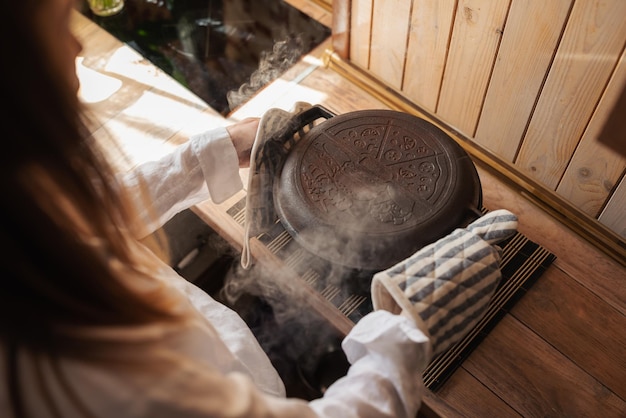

left=73, top=4, right=626, bottom=417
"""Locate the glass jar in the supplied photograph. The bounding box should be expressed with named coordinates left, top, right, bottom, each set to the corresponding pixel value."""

left=87, top=0, right=124, bottom=17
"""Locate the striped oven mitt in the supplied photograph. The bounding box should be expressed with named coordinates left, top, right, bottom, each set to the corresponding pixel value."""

left=371, top=209, right=518, bottom=357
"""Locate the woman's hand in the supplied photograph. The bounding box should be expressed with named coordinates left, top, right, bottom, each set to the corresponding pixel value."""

left=226, top=117, right=260, bottom=168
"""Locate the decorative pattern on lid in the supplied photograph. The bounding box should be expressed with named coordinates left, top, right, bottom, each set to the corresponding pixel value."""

left=274, top=109, right=482, bottom=271
left=297, top=117, right=454, bottom=233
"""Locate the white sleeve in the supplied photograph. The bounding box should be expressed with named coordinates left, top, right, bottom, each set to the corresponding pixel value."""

left=153, top=258, right=430, bottom=416
left=309, top=310, right=431, bottom=418
left=119, top=127, right=242, bottom=238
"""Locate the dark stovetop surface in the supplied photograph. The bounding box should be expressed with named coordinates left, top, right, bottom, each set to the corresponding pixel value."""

left=79, top=0, right=330, bottom=115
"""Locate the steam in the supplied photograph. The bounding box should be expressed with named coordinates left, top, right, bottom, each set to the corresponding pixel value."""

left=218, top=110, right=423, bottom=393
left=227, top=36, right=304, bottom=110
left=218, top=255, right=352, bottom=394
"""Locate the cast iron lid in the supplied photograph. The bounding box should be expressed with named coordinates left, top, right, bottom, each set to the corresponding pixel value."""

left=274, top=109, right=482, bottom=271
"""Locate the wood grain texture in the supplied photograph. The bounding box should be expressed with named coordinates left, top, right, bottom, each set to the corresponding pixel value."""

left=463, top=315, right=626, bottom=417
left=557, top=48, right=626, bottom=217
left=515, top=0, right=626, bottom=188
left=418, top=389, right=467, bottom=418
left=476, top=163, right=626, bottom=317
left=349, top=0, right=373, bottom=70
left=71, top=12, right=120, bottom=58
left=402, top=0, right=456, bottom=112
left=599, top=174, right=626, bottom=239
left=330, top=0, right=349, bottom=57
left=510, top=266, right=626, bottom=401
left=368, top=0, right=412, bottom=89
left=436, top=0, right=510, bottom=135
left=474, top=0, right=572, bottom=161
left=434, top=368, right=521, bottom=417
left=597, top=70, right=626, bottom=158
left=296, top=66, right=389, bottom=114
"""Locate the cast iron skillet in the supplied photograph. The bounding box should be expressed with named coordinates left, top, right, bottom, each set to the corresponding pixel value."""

left=272, top=107, right=483, bottom=271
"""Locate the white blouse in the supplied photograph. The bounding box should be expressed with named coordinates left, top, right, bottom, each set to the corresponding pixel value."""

left=0, top=127, right=431, bottom=418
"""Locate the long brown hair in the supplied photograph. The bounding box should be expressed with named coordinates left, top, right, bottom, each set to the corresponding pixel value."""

left=1, top=1, right=183, bottom=415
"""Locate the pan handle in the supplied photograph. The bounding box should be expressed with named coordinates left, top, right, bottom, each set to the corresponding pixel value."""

left=292, top=104, right=336, bottom=128
left=276, top=105, right=336, bottom=150
left=241, top=104, right=335, bottom=269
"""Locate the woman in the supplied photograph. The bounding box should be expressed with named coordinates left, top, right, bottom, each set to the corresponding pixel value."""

left=0, top=0, right=431, bottom=416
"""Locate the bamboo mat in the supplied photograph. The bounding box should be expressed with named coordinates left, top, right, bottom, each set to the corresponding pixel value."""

left=227, top=198, right=556, bottom=390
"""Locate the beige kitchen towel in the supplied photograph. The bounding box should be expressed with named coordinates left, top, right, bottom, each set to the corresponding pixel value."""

left=241, top=103, right=313, bottom=269
left=371, top=209, right=518, bottom=356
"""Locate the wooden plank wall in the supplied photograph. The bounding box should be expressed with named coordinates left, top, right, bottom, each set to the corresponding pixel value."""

left=348, top=0, right=626, bottom=241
